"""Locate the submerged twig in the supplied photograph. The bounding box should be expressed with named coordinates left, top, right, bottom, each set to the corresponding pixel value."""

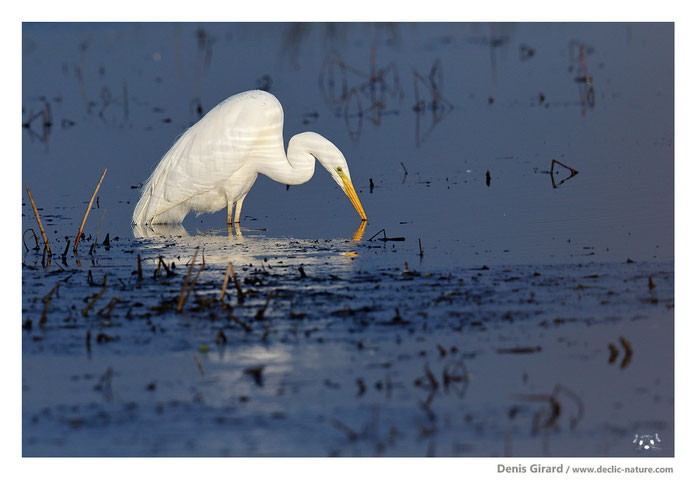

left=97, top=296, right=120, bottom=318
left=220, top=263, right=233, bottom=301
left=39, top=283, right=60, bottom=327
left=82, top=286, right=107, bottom=316
left=368, top=228, right=387, bottom=241
left=193, top=355, right=205, bottom=376
left=23, top=228, right=39, bottom=252
left=230, top=264, right=245, bottom=303
left=25, top=184, right=51, bottom=256
left=61, top=237, right=71, bottom=265
left=177, top=248, right=200, bottom=312
left=229, top=311, right=253, bottom=332
left=74, top=168, right=107, bottom=253
left=255, top=290, right=276, bottom=320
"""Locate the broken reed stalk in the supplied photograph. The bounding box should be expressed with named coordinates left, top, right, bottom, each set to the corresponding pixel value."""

left=193, top=355, right=205, bottom=376
left=154, top=256, right=172, bottom=278
left=97, top=296, right=120, bottom=318
left=74, top=168, right=107, bottom=253
left=25, top=184, right=51, bottom=256
left=219, top=263, right=233, bottom=301
left=82, top=286, right=106, bottom=317
left=39, top=283, right=60, bottom=327
left=62, top=238, right=71, bottom=264
left=255, top=290, right=275, bottom=320
left=230, top=264, right=245, bottom=303
left=368, top=228, right=386, bottom=241
left=23, top=228, right=39, bottom=251
left=183, top=262, right=205, bottom=303
left=176, top=248, right=199, bottom=312
left=229, top=312, right=252, bottom=332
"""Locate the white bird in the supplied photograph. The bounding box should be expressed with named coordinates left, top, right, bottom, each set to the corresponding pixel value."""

left=133, top=90, right=367, bottom=226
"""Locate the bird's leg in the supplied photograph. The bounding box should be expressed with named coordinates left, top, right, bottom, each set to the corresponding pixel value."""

left=234, top=194, right=246, bottom=224
left=227, top=200, right=234, bottom=225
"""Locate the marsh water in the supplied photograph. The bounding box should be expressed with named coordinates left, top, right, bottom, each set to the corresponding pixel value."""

left=22, top=23, right=674, bottom=456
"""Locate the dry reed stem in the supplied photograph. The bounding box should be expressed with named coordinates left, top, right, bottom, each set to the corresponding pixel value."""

left=231, top=264, right=245, bottom=303
left=219, top=263, right=233, bottom=301
left=255, top=290, right=275, bottom=320
left=39, top=283, right=60, bottom=327
left=25, top=184, right=51, bottom=256
left=74, top=168, right=107, bottom=253
left=23, top=228, right=39, bottom=251
left=97, top=295, right=120, bottom=318
left=176, top=248, right=199, bottom=312
left=193, top=355, right=205, bottom=376
left=179, top=262, right=204, bottom=310
left=82, top=286, right=106, bottom=317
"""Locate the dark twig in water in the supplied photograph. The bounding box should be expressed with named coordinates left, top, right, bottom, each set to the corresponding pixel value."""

left=82, top=286, right=107, bottom=317
left=137, top=253, right=143, bottom=281
left=74, top=168, right=107, bottom=253
left=419, top=238, right=424, bottom=257
left=193, top=355, right=205, bottom=376
left=618, top=336, right=633, bottom=369
left=25, top=184, right=51, bottom=256
left=400, top=162, right=408, bottom=175
left=61, top=237, right=71, bottom=265
left=497, top=346, right=542, bottom=354
left=97, top=296, right=120, bottom=318
left=177, top=248, right=203, bottom=313
left=255, top=290, right=276, bottom=320
left=154, top=256, right=173, bottom=279
left=229, top=311, right=252, bottom=332
left=220, top=263, right=233, bottom=301
left=23, top=228, right=39, bottom=252
left=39, top=284, right=60, bottom=327
left=368, top=228, right=386, bottom=241
left=330, top=418, right=359, bottom=441
left=549, top=159, right=579, bottom=189
left=368, top=228, right=404, bottom=242
left=229, top=264, right=245, bottom=303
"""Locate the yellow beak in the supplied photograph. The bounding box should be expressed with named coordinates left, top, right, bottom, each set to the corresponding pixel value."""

left=339, top=173, right=367, bottom=221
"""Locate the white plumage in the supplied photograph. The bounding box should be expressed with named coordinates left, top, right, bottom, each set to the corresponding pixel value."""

left=133, top=90, right=366, bottom=225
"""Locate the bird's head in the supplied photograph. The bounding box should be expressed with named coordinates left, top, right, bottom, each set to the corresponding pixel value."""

left=328, top=163, right=367, bottom=222
left=301, top=132, right=367, bottom=221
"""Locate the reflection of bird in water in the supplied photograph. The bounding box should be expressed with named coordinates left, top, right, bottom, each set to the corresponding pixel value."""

left=133, top=221, right=366, bottom=243
left=131, top=221, right=367, bottom=271
left=132, top=223, right=191, bottom=239
left=133, top=90, right=367, bottom=226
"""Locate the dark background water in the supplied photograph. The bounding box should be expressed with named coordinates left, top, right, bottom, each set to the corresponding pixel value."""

left=22, top=22, right=673, bottom=268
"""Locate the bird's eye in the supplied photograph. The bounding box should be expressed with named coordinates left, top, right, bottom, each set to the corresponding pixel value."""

left=336, top=167, right=343, bottom=173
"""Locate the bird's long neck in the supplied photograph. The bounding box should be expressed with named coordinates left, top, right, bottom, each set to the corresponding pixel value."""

left=257, top=132, right=324, bottom=186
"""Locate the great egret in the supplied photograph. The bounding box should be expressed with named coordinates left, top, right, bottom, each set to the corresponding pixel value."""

left=133, top=90, right=367, bottom=226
